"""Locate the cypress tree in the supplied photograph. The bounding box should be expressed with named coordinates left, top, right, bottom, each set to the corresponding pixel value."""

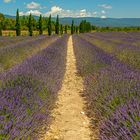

left=73, top=26, right=76, bottom=33
left=60, top=24, right=63, bottom=35
left=0, top=23, right=2, bottom=36
left=76, top=26, right=79, bottom=34
left=48, top=15, right=52, bottom=36
left=15, top=9, right=21, bottom=36
left=71, top=20, right=74, bottom=34
left=79, top=22, right=82, bottom=33
left=28, top=13, right=33, bottom=36
left=38, top=14, right=43, bottom=35
left=55, top=15, right=59, bottom=34
left=64, top=25, right=67, bottom=34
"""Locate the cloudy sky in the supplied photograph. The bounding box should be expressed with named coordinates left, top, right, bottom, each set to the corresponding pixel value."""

left=0, top=0, right=140, bottom=18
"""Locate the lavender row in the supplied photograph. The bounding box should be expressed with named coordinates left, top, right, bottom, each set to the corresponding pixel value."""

left=0, top=35, right=68, bottom=139
left=90, top=32, right=140, bottom=44
left=0, top=35, right=58, bottom=72
left=85, top=33, right=140, bottom=51
left=80, top=33, right=140, bottom=69
left=73, top=35, right=140, bottom=139
left=0, top=35, right=45, bottom=49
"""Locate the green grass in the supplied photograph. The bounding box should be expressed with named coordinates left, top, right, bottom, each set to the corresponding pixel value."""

left=117, top=49, right=140, bottom=69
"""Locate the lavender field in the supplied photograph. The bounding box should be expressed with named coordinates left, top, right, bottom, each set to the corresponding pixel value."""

left=0, top=32, right=140, bottom=139
left=73, top=32, right=140, bottom=139
left=0, top=35, right=58, bottom=73
left=0, top=35, right=68, bottom=139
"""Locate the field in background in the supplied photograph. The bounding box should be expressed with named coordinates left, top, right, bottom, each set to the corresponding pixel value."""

left=1, top=30, right=72, bottom=36
left=2, top=30, right=50, bottom=36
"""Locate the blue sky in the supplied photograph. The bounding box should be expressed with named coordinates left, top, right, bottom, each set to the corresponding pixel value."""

left=0, top=0, right=140, bottom=18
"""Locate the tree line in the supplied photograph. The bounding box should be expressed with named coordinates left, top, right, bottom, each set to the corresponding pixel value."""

left=0, top=9, right=140, bottom=36
left=0, top=9, right=94, bottom=36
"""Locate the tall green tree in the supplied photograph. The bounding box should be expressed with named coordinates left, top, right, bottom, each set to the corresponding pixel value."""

left=0, top=13, right=4, bottom=25
left=38, top=14, right=43, bottom=35
left=64, top=25, right=67, bottom=34
left=79, top=20, right=85, bottom=33
left=48, top=15, right=52, bottom=36
left=76, top=26, right=79, bottom=34
left=15, top=9, right=21, bottom=36
left=0, top=13, right=3, bottom=36
left=86, top=22, right=92, bottom=32
left=79, top=20, right=92, bottom=33
left=71, top=20, right=74, bottom=34
left=60, top=24, right=63, bottom=35
left=0, top=23, right=2, bottom=36
left=28, top=13, right=33, bottom=36
left=55, top=15, right=59, bottom=34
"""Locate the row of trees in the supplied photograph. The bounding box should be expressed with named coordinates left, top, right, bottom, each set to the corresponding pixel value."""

left=47, top=14, right=72, bottom=36
left=2, top=9, right=140, bottom=36
left=0, top=9, right=93, bottom=36
left=15, top=9, right=45, bottom=36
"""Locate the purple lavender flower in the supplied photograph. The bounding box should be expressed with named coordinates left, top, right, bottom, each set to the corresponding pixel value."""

left=73, top=34, right=140, bottom=139
left=0, top=35, right=69, bottom=139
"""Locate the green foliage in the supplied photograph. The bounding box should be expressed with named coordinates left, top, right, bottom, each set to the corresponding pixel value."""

left=20, top=16, right=28, bottom=30
left=0, top=13, right=4, bottom=21
left=2, top=18, right=16, bottom=30
left=0, top=13, right=4, bottom=35
left=64, top=25, right=67, bottom=34
left=117, top=49, right=140, bottom=69
left=0, top=13, right=50, bottom=31
left=15, top=9, right=21, bottom=36
left=38, top=14, right=43, bottom=35
left=71, top=20, right=74, bottom=34
left=79, top=20, right=91, bottom=33
left=92, top=25, right=96, bottom=30
left=1, top=10, right=140, bottom=35
left=48, top=14, right=52, bottom=36
left=75, top=26, right=79, bottom=33
left=26, top=108, right=32, bottom=115
left=55, top=15, right=59, bottom=34
left=28, top=13, right=33, bottom=36
left=0, top=22, right=2, bottom=36
left=60, top=24, right=63, bottom=35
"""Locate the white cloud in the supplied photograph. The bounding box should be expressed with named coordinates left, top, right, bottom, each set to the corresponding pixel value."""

left=80, top=9, right=86, bottom=13
left=26, top=2, right=41, bottom=9
left=101, top=15, right=107, bottom=19
left=46, top=6, right=62, bottom=15
left=99, top=4, right=112, bottom=9
left=79, top=9, right=87, bottom=17
left=19, top=10, right=42, bottom=16
left=101, top=10, right=106, bottom=14
left=19, top=5, right=102, bottom=18
left=3, top=0, right=12, bottom=3
left=44, top=6, right=97, bottom=17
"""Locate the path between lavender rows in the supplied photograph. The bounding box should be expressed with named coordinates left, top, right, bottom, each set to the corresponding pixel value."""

left=39, top=36, right=95, bottom=140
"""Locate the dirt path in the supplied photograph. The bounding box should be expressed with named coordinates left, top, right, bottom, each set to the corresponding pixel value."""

left=41, top=36, right=92, bottom=140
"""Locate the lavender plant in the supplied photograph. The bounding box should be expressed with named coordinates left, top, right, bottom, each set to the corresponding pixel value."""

left=73, top=34, right=140, bottom=139
left=0, top=35, right=58, bottom=72
left=0, top=35, right=43, bottom=48
left=80, top=33, right=140, bottom=69
left=0, top=35, right=68, bottom=139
